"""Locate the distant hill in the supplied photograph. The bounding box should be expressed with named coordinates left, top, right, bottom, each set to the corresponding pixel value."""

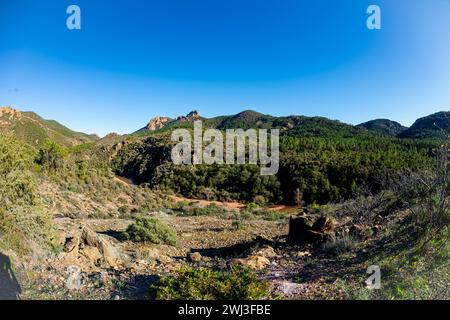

left=4, top=106, right=446, bottom=147
left=136, top=109, right=450, bottom=140
left=398, top=111, right=450, bottom=139
left=283, top=115, right=366, bottom=138
left=0, top=106, right=99, bottom=147
left=137, top=109, right=372, bottom=138
left=212, top=110, right=276, bottom=129
left=357, top=119, right=407, bottom=136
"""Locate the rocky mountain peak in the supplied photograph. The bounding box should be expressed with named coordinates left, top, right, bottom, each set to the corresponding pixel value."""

left=177, top=110, right=201, bottom=122
left=0, top=106, right=22, bottom=119
left=146, top=116, right=171, bottom=132
left=186, top=110, right=200, bottom=119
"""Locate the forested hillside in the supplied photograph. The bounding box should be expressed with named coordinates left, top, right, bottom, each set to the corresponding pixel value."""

left=357, top=119, right=407, bottom=136
left=114, top=135, right=437, bottom=204
left=399, top=111, right=450, bottom=139
left=0, top=108, right=448, bottom=300
left=0, top=107, right=99, bottom=147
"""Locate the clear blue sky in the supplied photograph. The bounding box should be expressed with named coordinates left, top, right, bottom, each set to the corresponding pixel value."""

left=1, top=0, right=450, bottom=136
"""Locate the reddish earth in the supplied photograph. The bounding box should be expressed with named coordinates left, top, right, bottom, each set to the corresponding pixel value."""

left=171, top=196, right=245, bottom=211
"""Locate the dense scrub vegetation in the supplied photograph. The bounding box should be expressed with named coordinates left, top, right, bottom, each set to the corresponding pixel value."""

left=321, top=144, right=449, bottom=300
left=124, top=217, right=177, bottom=246
left=0, top=135, right=53, bottom=254
left=34, top=136, right=174, bottom=217
left=113, top=133, right=437, bottom=205
left=357, top=119, right=407, bottom=136
left=149, top=266, right=269, bottom=300
left=399, top=111, right=450, bottom=139
left=35, top=139, right=68, bottom=171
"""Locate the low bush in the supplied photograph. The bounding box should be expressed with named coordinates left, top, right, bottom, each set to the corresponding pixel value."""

left=251, top=209, right=286, bottom=221
left=118, top=205, right=130, bottom=215
left=149, top=266, right=269, bottom=300
left=231, top=218, right=245, bottom=231
left=35, top=139, right=67, bottom=171
left=321, top=235, right=358, bottom=256
left=124, top=217, right=177, bottom=246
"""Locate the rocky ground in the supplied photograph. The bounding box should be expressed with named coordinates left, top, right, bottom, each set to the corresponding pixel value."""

left=9, top=177, right=439, bottom=301
left=11, top=205, right=380, bottom=300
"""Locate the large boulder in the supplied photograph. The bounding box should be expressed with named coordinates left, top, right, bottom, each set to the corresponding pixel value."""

left=80, top=227, right=122, bottom=268
left=187, top=252, right=202, bottom=262
left=63, top=235, right=80, bottom=254
left=81, top=247, right=102, bottom=265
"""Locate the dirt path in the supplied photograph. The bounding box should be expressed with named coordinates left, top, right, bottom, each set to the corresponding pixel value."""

left=171, top=196, right=245, bottom=211
left=171, top=196, right=299, bottom=214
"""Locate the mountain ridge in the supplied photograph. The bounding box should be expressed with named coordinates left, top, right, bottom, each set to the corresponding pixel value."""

left=0, top=106, right=99, bottom=147
left=3, top=106, right=450, bottom=144
left=357, top=119, right=407, bottom=136
left=135, top=109, right=450, bottom=140
left=398, top=111, right=450, bottom=139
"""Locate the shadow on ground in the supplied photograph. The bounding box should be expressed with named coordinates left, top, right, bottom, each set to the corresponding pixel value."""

left=0, top=253, right=21, bottom=300
left=98, top=230, right=127, bottom=242
left=115, top=274, right=160, bottom=300
left=190, top=236, right=276, bottom=258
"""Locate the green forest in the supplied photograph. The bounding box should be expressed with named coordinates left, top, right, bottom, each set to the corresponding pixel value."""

left=113, top=133, right=438, bottom=205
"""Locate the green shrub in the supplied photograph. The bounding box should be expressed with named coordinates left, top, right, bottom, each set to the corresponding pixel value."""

left=149, top=266, right=269, bottom=300
left=231, top=219, right=245, bottom=231
left=35, top=139, right=67, bottom=171
left=179, top=203, right=230, bottom=217
left=0, top=135, right=54, bottom=254
left=124, top=217, right=177, bottom=246
left=118, top=205, right=130, bottom=215
left=245, top=202, right=260, bottom=210
left=0, top=134, right=37, bottom=209
left=252, top=195, right=267, bottom=206
left=237, top=208, right=285, bottom=222
left=0, top=206, right=53, bottom=255
left=251, top=209, right=285, bottom=221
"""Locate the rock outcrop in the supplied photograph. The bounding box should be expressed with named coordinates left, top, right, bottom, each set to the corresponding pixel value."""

left=57, top=226, right=124, bottom=270
left=80, top=227, right=122, bottom=267
left=142, top=111, right=200, bottom=132
left=146, top=116, right=171, bottom=131
left=176, top=110, right=200, bottom=123
left=0, top=106, right=22, bottom=119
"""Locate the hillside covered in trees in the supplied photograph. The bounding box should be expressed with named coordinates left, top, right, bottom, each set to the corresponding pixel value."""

left=399, top=111, right=450, bottom=139
left=357, top=119, right=407, bottom=136
left=0, top=107, right=448, bottom=300
left=114, top=110, right=447, bottom=206
left=113, top=134, right=437, bottom=205
left=0, top=107, right=99, bottom=147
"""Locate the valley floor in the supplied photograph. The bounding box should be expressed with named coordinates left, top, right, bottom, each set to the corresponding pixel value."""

left=13, top=205, right=433, bottom=300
